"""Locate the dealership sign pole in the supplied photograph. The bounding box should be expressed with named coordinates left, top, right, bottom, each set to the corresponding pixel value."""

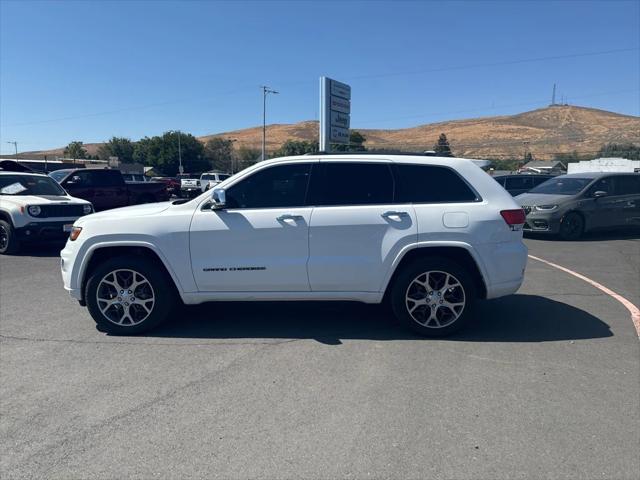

left=319, top=77, right=351, bottom=152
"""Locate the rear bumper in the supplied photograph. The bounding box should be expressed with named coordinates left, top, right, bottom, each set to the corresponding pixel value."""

left=477, top=240, right=528, bottom=299
left=15, top=221, right=73, bottom=242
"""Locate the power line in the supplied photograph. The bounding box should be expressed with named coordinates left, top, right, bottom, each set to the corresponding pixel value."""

left=3, top=47, right=638, bottom=128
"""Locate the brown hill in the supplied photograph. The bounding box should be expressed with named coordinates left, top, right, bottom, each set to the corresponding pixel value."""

left=24, top=105, right=640, bottom=161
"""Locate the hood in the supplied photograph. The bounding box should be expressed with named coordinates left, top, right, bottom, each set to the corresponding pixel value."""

left=78, top=201, right=172, bottom=223
left=515, top=192, right=574, bottom=206
left=0, top=194, right=90, bottom=206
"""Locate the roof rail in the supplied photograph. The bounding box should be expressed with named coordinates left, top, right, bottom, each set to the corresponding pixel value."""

left=305, top=150, right=442, bottom=157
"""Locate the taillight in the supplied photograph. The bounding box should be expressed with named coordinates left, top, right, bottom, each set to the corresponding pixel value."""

left=500, top=209, right=526, bottom=226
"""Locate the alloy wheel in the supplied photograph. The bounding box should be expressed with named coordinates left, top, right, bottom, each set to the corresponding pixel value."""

left=405, top=270, right=466, bottom=328
left=96, top=269, right=155, bottom=326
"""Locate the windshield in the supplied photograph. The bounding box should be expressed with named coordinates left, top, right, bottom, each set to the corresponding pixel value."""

left=201, top=174, right=217, bottom=180
left=0, top=174, right=67, bottom=196
left=529, top=177, right=592, bottom=195
left=48, top=170, right=70, bottom=183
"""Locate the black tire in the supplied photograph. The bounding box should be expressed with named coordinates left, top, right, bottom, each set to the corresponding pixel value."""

left=0, top=219, right=20, bottom=255
left=558, top=211, right=584, bottom=241
left=390, top=258, right=476, bottom=337
left=85, top=255, right=177, bottom=335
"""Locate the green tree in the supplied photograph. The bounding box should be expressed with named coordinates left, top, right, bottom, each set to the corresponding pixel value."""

left=433, top=133, right=453, bottom=157
left=274, top=139, right=319, bottom=157
left=598, top=142, right=640, bottom=160
left=236, top=146, right=262, bottom=171
left=64, top=141, right=87, bottom=159
left=97, top=137, right=135, bottom=163
left=204, top=137, right=235, bottom=172
left=133, top=131, right=207, bottom=176
left=333, top=130, right=367, bottom=152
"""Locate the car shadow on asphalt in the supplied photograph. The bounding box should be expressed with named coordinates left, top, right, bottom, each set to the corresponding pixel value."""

left=145, top=294, right=612, bottom=344
left=12, top=242, right=64, bottom=257
left=525, top=226, right=640, bottom=242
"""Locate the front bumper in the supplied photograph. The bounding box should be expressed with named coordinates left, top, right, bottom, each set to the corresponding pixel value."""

left=15, top=221, right=74, bottom=242
left=522, top=209, right=562, bottom=234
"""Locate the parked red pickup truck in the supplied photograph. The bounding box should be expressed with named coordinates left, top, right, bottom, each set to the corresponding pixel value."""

left=49, top=169, right=169, bottom=211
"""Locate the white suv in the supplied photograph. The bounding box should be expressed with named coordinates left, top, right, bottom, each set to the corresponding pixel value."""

left=1, top=169, right=93, bottom=254
left=200, top=171, right=231, bottom=192
left=60, top=154, right=527, bottom=337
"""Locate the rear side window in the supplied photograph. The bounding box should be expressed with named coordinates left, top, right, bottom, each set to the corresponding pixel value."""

left=226, top=163, right=311, bottom=209
left=395, top=164, right=479, bottom=203
left=92, top=170, right=122, bottom=187
left=505, top=176, right=533, bottom=190
left=308, top=162, right=394, bottom=206
left=533, top=176, right=552, bottom=186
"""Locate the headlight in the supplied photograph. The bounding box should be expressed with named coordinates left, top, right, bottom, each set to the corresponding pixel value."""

left=69, top=226, right=82, bottom=241
left=27, top=205, right=42, bottom=217
left=82, top=204, right=93, bottom=214
left=535, top=204, right=558, bottom=211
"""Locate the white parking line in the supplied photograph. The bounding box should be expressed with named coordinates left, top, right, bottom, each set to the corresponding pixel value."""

left=528, top=255, right=640, bottom=338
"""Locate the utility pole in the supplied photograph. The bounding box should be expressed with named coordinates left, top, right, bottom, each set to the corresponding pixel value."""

left=261, top=86, right=278, bottom=161
left=177, top=130, right=182, bottom=174
left=551, top=83, right=556, bottom=105
left=6, top=141, right=18, bottom=158
left=168, top=130, right=183, bottom=174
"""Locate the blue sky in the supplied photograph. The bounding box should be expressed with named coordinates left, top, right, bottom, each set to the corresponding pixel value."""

left=1, top=0, right=638, bottom=154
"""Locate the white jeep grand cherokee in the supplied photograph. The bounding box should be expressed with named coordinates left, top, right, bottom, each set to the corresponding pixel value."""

left=60, top=154, right=527, bottom=337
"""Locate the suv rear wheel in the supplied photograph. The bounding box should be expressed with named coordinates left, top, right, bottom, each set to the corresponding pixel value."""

left=390, top=258, right=476, bottom=337
left=85, top=255, right=177, bottom=335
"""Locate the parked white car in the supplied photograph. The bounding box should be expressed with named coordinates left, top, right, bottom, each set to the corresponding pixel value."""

left=200, top=171, right=231, bottom=192
left=1, top=169, right=93, bottom=254
left=60, top=154, right=528, bottom=336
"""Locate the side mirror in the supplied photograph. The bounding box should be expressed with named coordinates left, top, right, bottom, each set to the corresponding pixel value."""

left=593, top=190, right=608, bottom=199
left=211, top=188, right=226, bottom=209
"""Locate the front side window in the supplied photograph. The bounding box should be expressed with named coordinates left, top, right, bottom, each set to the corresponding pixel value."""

left=587, top=177, right=616, bottom=196
left=614, top=176, right=640, bottom=195
left=225, top=163, right=311, bottom=209
left=308, top=162, right=394, bottom=206
left=396, top=164, right=479, bottom=203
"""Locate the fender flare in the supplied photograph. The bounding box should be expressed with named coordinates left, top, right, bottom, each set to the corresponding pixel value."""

left=74, top=239, right=185, bottom=299
left=378, top=241, right=491, bottom=294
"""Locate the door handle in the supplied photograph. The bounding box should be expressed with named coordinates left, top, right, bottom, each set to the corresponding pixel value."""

left=382, top=211, right=409, bottom=218
left=277, top=214, right=303, bottom=221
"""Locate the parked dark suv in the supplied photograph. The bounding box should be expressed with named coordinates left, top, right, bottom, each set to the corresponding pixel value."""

left=516, top=172, right=640, bottom=240
left=493, top=174, right=556, bottom=196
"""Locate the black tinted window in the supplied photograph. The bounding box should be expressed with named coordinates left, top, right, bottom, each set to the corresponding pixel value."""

left=533, top=176, right=553, bottom=186
left=615, top=176, right=640, bottom=195
left=226, top=164, right=311, bottom=208
left=92, top=170, right=122, bottom=187
left=308, top=163, right=394, bottom=206
left=396, top=165, right=479, bottom=203
left=588, top=177, right=615, bottom=196
left=505, top=176, right=533, bottom=190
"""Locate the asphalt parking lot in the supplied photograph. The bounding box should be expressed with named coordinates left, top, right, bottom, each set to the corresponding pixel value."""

left=1, top=232, right=639, bottom=479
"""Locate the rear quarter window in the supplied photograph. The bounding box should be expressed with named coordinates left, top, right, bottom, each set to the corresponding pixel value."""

left=395, top=164, right=479, bottom=203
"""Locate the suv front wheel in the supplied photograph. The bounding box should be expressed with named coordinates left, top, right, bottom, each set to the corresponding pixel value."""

left=390, top=258, right=476, bottom=337
left=85, top=255, right=177, bottom=335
